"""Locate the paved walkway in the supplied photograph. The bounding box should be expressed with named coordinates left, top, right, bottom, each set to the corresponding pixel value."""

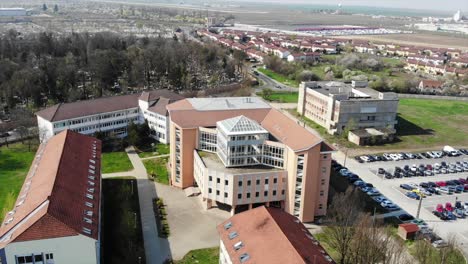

left=103, top=146, right=171, bottom=264
left=141, top=154, right=170, bottom=161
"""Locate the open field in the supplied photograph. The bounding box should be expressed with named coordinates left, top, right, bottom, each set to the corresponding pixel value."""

left=102, top=152, right=134, bottom=173
left=345, top=34, right=468, bottom=51
left=258, top=91, right=299, bottom=103
left=138, top=143, right=170, bottom=158
left=175, top=247, right=219, bottom=264
left=101, top=178, right=146, bottom=264
left=0, top=142, right=38, bottom=222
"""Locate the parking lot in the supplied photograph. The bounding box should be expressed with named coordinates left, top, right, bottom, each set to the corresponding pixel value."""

left=334, top=150, right=468, bottom=257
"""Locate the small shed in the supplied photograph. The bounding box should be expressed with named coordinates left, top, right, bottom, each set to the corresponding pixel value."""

left=398, top=223, right=419, bottom=240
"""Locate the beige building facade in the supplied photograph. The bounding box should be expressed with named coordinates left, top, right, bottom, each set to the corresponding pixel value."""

left=167, top=97, right=334, bottom=222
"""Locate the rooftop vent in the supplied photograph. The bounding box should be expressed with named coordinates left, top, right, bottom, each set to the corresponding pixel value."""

left=240, top=253, right=250, bottom=263
left=88, top=169, right=95, bottom=174
left=82, top=227, right=92, bottom=235
left=86, top=193, right=94, bottom=200
left=88, top=181, right=95, bottom=186
left=85, top=202, right=93, bottom=208
left=83, top=217, right=92, bottom=224
left=16, top=199, right=25, bottom=207
left=7, top=210, right=15, bottom=216
left=89, top=159, right=96, bottom=164
left=228, top=231, right=238, bottom=240
left=89, top=164, right=96, bottom=170
left=88, top=175, right=95, bottom=180
left=87, top=188, right=95, bottom=194
left=224, top=222, right=232, bottom=230
left=234, top=241, right=244, bottom=251
left=3, top=217, right=13, bottom=225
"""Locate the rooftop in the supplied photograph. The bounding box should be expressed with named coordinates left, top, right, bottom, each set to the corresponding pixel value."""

left=0, top=130, right=101, bottom=247
left=305, top=82, right=394, bottom=100
left=198, top=151, right=280, bottom=174
left=217, top=206, right=335, bottom=264
left=218, top=115, right=268, bottom=136
left=187, top=97, right=270, bottom=111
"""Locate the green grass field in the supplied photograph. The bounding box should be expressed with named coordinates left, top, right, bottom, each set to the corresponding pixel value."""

left=393, top=98, right=468, bottom=149
left=143, top=157, right=169, bottom=185
left=175, top=247, right=219, bottom=264
left=258, top=91, right=299, bottom=103
left=0, top=142, right=38, bottom=222
left=258, top=68, right=299, bottom=87
left=138, top=143, right=170, bottom=158
left=101, top=152, right=134, bottom=173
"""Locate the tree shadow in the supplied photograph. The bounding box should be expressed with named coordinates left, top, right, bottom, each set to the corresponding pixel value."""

left=395, top=114, right=434, bottom=137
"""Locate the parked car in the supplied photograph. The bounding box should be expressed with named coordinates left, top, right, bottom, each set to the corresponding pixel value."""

left=398, top=213, right=415, bottom=222
left=400, top=184, right=413, bottom=190
left=454, top=209, right=465, bottom=218
left=439, top=187, right=452, bottom=194
left=436, top=204, right=444, bottom=213
left=406, top=192, right=421, bottom=200
left=445, top=203, right=453, bottom=212
left=433, top=211, right=449, bottom=220
left=378, top=168, right=385, bottom=174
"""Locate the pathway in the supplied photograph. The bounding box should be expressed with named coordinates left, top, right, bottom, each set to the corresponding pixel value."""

left=102, top=146, right=171, bottom=264
left=141, top=154, right=170, bottom=161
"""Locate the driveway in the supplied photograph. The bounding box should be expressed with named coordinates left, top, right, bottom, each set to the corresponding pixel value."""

left=155, top=182, right=230, bottom=260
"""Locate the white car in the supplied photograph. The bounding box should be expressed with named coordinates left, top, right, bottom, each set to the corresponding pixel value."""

left=360, top=156, right=370, bottom=162
left=367, top=188, right=380, bottom=196
left=373, top=196, right=387, bottom=203
left=408, top=182, right=419, bottom=189
left=432, top=240, right=448, bottom=248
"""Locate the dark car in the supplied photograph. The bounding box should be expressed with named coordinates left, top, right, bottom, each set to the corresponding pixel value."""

left=428, top=182, right=437, bottom=188
left=452, top=180, right=461, bottom=185
left=426, top=187, right=439, bottom=195
left=400, top=184, right=413, bottom=190
left=378, top=168, right=385, bottom=174
left=395, top=166, right=402, bottom=172
left=420, top=182, right=429, bottom=188
left=384, top=172, right=393, bottom=179
left=398, top=214, right=415, bottom=222
left=421, top=153, right=430, bottom=158
left=404, top=165, right=410, bottom=171
left=433, top=211, right=449, bottom=220
left=455, top=185, right=464, bottom=193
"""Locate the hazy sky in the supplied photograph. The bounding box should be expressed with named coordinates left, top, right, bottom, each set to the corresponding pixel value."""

left=230, top=0, right=468, bottom=12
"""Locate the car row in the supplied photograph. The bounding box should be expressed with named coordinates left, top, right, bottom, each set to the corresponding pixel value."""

left=356, top=147, right=468, bottom=163
left=378, top=161, right=468, bottom=179
left=433, top=201, right=468, bottom=220
left=400, top=179, right=468, bottom=198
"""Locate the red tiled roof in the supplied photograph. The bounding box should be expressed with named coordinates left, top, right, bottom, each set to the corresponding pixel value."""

left=421, top=80, right=443, bottom=88
left=139, top=89, right=184, bottom=103
left=217, top=206, right=335, bottom=264
left=399, top=223, right=419, bottom=233
left=0, top=130, right=101, bottom=246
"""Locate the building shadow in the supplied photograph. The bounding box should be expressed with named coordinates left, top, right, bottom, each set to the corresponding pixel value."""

left=395, top=114, right=434, bottom=137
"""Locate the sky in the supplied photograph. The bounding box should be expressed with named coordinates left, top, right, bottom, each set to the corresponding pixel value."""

left=229, top=0, right=468, bottom=12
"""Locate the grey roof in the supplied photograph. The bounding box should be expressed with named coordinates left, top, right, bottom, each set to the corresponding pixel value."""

left=218, top=115, right=267, bottom=135
left=187, top=97, right=270, bottom=111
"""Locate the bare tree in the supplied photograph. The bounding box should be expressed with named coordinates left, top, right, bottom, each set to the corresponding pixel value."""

left=413, top=239, right=434, bottom=264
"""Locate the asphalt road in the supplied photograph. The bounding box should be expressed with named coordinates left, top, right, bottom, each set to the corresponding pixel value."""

left=250, top=66, right=297, bottom=92
left=334, top=151, right=468, bottom=257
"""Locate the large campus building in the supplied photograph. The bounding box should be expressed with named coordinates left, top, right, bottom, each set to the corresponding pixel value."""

left=35, top=90, right=184, bottom=143
left=167, top=97, right=334, bottom=222
left=217, top=206, right=335, bottom=264
left=297, top=81, right=399, bottom=144
left=0, top=130, right=102, bottom=264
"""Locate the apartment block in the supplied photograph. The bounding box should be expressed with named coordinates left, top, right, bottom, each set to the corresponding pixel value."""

left=297, top=81, right=399, bottom=135
left=0, top=130, right=102, bottom=264
left=217, top=206, right=335, bottom=264
left=35, top=90, right=183, bottom=143
left=167, top=97, right=334, bottom=222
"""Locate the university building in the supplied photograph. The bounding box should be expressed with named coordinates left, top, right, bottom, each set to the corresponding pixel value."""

left=167, top=97, right=334, bottom=222
left=35, top=90, right=184, bottom=143
left=217, top=206, right=335, bottom=264
left=297, top=81, right=399, bottom=145
left=0, top=130, right=102, bottom=264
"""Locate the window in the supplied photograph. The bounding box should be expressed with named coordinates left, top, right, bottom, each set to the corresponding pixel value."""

left=208, top=188, right=212, bottom=194
left=323, top=155, right=328, bottom=159
left=217, top=178, right=220, bottom=184
left=281, top=190, right=285, bottom=195
left=320, top=190, right=324, bottom=196
left=273, top=190, right=277, bottom=196
left=216, top=190, right=220, bottom=195
left=273, top=178, right=277, bottom=184
left=322, top=167, right=327, bottom=173
left=225, top=192, right=228, bottom=198
left=247, top=180, right=251, bottom=186
left=238, top=181, right=243, bottom=187
left=264, top=191, right=268, bottom=196
left=209, top=176, right=213, bottom=181
left=265, top=179, right=269, bottom=184
left=225, top=180, right=228, bottom=185
left=238, top=194, right=242, bottom=199
left=255, top=192, right=259, bottom=197
left=256, top=179, right=260, bottom=185
left=247, top=193, right=251, bottom=198
left=34, top=255, right=43, bottom=262
left=319, top=204, right=323, bottom=209
left=46, top=253, right=54, bottom=260
left=321, top=179, right=326, bottom=185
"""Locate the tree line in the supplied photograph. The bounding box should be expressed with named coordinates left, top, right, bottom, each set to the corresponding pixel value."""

left=0, top=30, right=239, bottom=110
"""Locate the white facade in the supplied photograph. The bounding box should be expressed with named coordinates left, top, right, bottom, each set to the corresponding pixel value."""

left=3, top=234, right=98, bottom=264
left=219, top=240, right=233, bottom=264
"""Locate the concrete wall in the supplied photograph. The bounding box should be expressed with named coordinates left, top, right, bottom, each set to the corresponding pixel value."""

left=4, top=235, right=98, bottom=264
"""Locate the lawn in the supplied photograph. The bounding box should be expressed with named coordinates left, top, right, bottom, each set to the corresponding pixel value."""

left=314, top=232, right=341, bottom=262
left=0, top=142, right=38, bottom=222
left=143, top=157, right=169, bottom=185
left=175, top=247, right=219, bottom=264
left=258, top=68, right=299, bottom=87
left=101, top=152, right=134, bottom=174
left=101, top=178, right=146, bottom=264
left=138, top=143, right=170, bottom=158
left=258, top=91, right=299, bottom=103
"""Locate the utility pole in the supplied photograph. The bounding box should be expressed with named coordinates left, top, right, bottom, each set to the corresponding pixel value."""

left=343, top=148, right=349, bottom=167
left=416, top=195, right=424, bottom=219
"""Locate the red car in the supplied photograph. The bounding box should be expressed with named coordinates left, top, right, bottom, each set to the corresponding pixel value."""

left=458, top=178, right=467, bottom=184
left=445, top=202, right=453, bottom=212
left=436, top=204, right=444, bottom=213
left=435, top=181, right=446, bottom=187
left=464, top=184, right=468, bottom=191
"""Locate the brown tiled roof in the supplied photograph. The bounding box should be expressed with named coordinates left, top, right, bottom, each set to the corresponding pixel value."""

left=0, top=130, right=101, bottom=246
left=139, top=89, right=184, bottom=103
left=217, top=206, right=334, bottom=264
left=168, top=99, right=322, bottom=152
left=421, top=80, right=443, bottom=88
left=147, top=92, right=184, bottom=116
left=36, top=94, right=141, bottom=122
left=399, top=223, right=419, bottom=233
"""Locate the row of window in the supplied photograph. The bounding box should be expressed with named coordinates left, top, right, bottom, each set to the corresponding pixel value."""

left=208, top=188, right=284, bottom=198
left=16, top=253, right=54, bottom=264
left=208, top=176, right=280, bottom=186
left=53, top=109, right=138, bottom=128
